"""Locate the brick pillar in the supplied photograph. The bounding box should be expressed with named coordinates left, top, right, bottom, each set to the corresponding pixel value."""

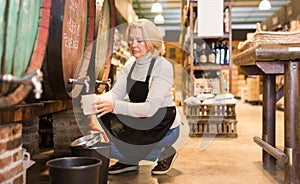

left=0, top=123, right=24, bottom=184
left=22, top=118, right=39, bottom=156
left=52, top=110, right=90, bottom=157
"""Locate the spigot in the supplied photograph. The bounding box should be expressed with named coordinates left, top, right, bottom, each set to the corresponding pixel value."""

left=0, top=69, right=43, bottom=99
left=68, top=76, right=90, bottom=93
left=96, top=78, right=111, bottom=91
left=31, top=70, right=43, bottom=99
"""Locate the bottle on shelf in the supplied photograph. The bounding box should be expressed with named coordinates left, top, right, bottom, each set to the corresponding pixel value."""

left=220, top=42, right=225, bottom=65
left=199, top=43, right=207, bottom=63
left=224, top=7, right=229, bottom=33
left=193, top=43, right=200, bottom=65
left=221, top=71, right=228, bottom=93
left=208, top=42, right=216, bottom=63
left=215, top=42, right=221, bottom=64
left=224, top=42, right=229, bottom=64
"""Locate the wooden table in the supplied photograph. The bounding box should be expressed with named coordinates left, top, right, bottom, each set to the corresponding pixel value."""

left=233, top=43, right=300, bottom=183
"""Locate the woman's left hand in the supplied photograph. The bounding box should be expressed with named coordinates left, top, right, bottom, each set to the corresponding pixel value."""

left=95, top=97, right=114, bottom=118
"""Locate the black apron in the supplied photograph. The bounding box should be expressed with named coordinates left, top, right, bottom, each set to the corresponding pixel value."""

left=99, top=58, right=176, bottom=145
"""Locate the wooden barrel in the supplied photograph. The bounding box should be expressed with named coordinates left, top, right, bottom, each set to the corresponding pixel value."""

left=95, top=0, right=116, bottom=93
left=44, top=0, right=96, bottom=100
left=0, top=0, right=51, bottom=108
left=43, top=0, right=116, bottom=99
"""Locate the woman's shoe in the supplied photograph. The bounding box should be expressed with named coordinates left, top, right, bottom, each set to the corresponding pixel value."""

left=108, top=162, right=139, bottom=175
left=151, top=152, right=177, bottom=175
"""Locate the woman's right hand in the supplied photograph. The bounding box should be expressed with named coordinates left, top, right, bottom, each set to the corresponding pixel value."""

left=94, top=96, right=115, bottom=118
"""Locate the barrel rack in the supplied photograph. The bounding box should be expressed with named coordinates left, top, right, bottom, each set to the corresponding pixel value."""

left=0, top=100, right=73, bottom=124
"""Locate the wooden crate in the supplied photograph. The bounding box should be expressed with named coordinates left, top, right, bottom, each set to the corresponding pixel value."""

left=184, top=103, right=238, bottom=138
left=164, top=42, right=182, bottom=64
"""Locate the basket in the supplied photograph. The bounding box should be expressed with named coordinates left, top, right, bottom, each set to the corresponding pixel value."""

left=184, top=103, right=237, bottom=138
left=238, top=23, right=300, bottom=51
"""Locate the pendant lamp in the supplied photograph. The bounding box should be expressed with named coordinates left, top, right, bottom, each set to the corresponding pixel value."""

left=259, top=0, right=271, bottom=10
left=154, top=14, right=165, bottom=24
left=151, top=2, right=163, bottom=13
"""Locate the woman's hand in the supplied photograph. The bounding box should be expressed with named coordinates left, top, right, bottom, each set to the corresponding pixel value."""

left=95, top=96, right=114, bottom=118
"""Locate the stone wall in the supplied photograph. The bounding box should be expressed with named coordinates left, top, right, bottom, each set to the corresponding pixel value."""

left=52, top=110, right=90, bottom=157
left=22, top=118, right=39, bottom=156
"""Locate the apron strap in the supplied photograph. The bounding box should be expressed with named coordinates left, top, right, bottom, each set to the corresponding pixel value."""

left=145, top=57, right=156, bottom=82
left=128, top=57, right=157, bottom=82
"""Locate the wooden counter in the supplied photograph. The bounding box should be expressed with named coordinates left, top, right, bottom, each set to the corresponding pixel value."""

left=233, top=43, right=300, bottom=184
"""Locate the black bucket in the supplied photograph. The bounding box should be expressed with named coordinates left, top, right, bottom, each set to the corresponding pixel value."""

left=70, top=133, right=111, bottom=184
left=47, top=157, right=102, bottom=184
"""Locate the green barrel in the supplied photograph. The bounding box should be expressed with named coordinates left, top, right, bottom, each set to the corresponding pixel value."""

left=0, top=0, right=51, bottom=108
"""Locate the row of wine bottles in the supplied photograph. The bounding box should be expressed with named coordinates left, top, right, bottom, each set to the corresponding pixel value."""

left=193, top=41, right=229, bottom=65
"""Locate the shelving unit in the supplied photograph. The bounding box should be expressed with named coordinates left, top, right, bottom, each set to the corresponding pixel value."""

left=181, top=0, right=232, bottom=97
left=260, top=0, right=300, bottom=31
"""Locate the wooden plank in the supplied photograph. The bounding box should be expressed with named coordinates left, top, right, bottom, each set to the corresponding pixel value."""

left=0, top=100, right=73, bottom=124
left=27, top=1, right=51, bottom=73
left=256, top=44, right=300, bottom=61
left=276, top=85, right=284, bottom=103
left=240, top=65, right=265, bottom=75
left=256, top=61, right=284, bottom=74
left=14, top=0, right=40, bottom=77
left=234, top=43, right=300, bottom=68
left=2, top=0, right=20, bottom=95
left=0, top=0, right=6, bottom=64
left=233, top=46, right=257, bottom=66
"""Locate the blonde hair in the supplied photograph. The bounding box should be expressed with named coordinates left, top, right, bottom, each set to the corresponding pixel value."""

left=126, top=19, right=165, bottom=57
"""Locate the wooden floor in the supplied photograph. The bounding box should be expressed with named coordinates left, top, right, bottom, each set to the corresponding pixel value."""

left=27, top=100, right=285, bottom=184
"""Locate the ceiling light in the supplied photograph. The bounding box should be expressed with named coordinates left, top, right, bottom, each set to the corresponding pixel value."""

left=259, top=0, right=271, bottom=10
left=151, top=2, right=163, bottom=13
left=154, top=14, right=165, bottom=24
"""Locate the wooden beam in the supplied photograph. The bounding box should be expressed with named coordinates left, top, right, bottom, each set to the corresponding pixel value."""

left=0, top=100, right=73, bottom=124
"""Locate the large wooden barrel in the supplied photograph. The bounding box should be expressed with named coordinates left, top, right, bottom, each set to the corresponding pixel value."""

left=43, top=0, right=116, bottom=99
left=95, top=0, right=116, bottom=93
left=44, top=0, right=96, bottom=100
left=0, top=0, right=51, bottom=108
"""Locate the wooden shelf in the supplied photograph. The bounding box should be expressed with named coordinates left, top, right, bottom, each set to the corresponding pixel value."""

left=180, top=0, right=233, bottom=96
left=193, top=33, right=230, bottom=40
left=191, top=64, right=228, bottom=71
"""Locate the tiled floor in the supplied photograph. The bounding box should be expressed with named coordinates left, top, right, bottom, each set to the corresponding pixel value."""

left=27, top=100, right=285, bottom=184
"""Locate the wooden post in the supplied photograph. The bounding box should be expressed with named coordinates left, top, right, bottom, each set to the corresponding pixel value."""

left=253, top=136, right=288, bottom=164
left=262, top=74, right=276, bottom=170
left=284, top=61, right=300, bottom=183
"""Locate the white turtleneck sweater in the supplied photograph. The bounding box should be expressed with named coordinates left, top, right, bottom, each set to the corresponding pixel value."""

left=102, top=52, right=180, bottom=129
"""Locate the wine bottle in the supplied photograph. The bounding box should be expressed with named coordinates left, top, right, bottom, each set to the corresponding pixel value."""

left=215, top=42, right=221, bottom=64
left=193, top=43, right=200, bottom=65
left=208, top=42, right=216, bottom=63
left=220, top=43, right=225, bottom=65
left=225, top=43, right=229, bottom=64
left=199, top=43, right=207, bottom=63
left=224, top=7, right=229, bottom=33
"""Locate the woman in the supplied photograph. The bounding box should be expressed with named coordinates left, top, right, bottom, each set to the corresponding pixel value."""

left=94, top=19, right=180, bottom=175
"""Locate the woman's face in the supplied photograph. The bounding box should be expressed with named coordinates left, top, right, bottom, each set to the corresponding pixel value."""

left=128, top=27, right=149, bottom=58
